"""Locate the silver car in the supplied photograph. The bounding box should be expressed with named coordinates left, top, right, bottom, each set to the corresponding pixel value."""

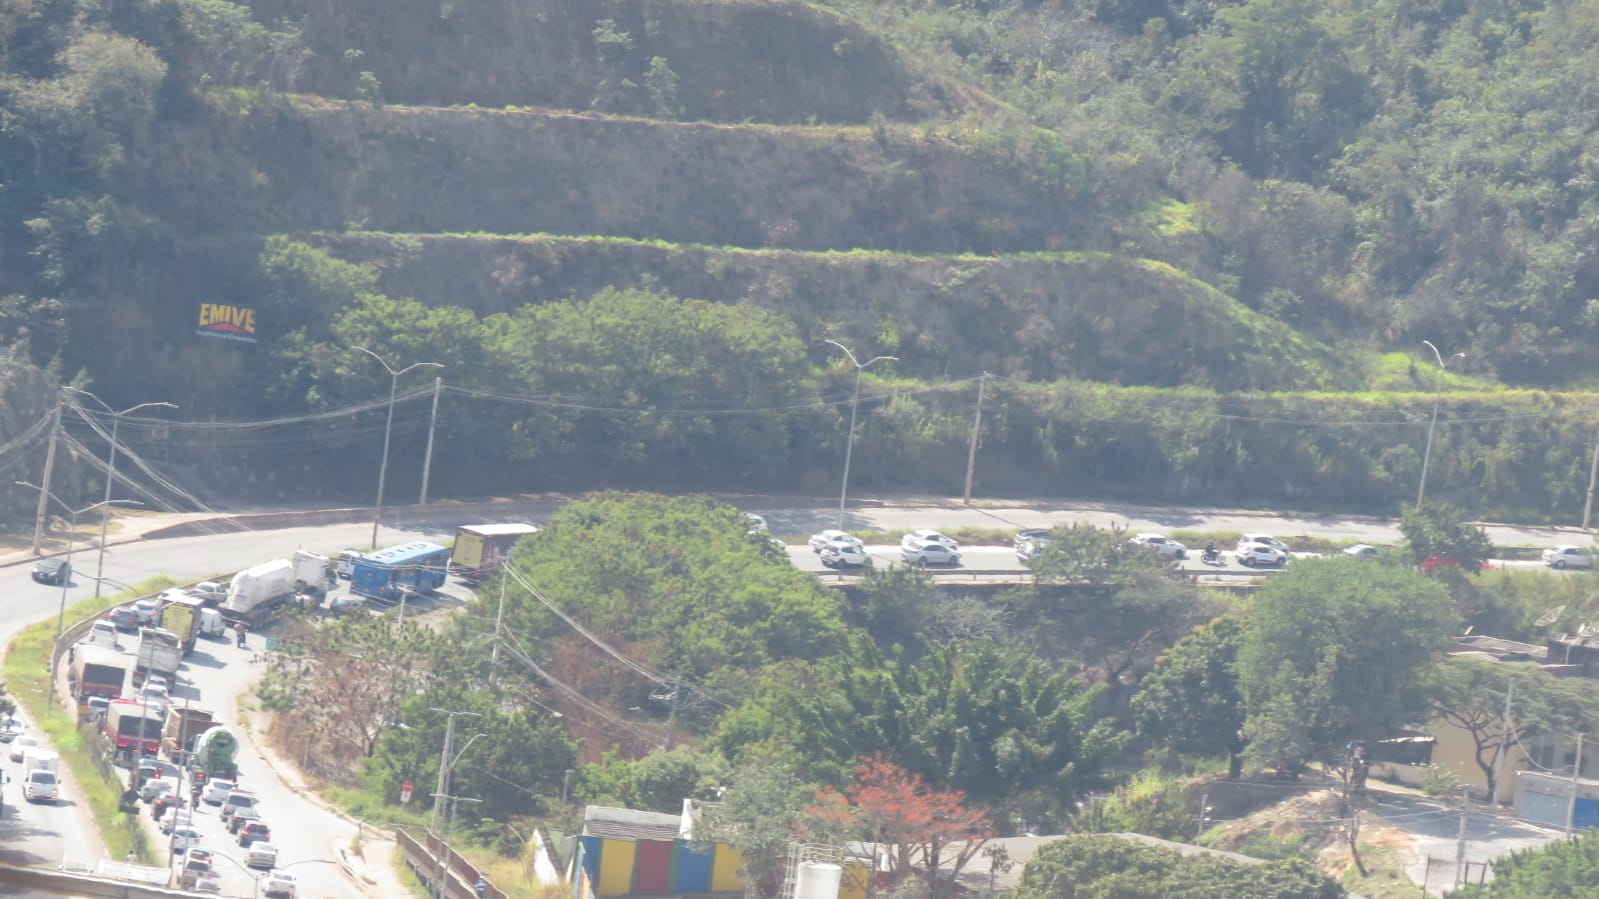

left=1542, top=545, right=1594, bottom=570
left=901, top=541, right=960, bottom=567
left=1130, top=533, right=1187, bottom=560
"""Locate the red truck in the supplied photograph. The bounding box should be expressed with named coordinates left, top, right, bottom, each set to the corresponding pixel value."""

left=104, top=699, right=163, bottom=756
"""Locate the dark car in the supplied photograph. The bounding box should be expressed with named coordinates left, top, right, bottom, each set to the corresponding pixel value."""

left=31, top=558, right=69, bottom=586
left=152, top=792, right=186, bottom=821
left=108, top=606, right=142, bottom=633
left=237, top=820, right=271, bottom=847
left=227, top=805, right=262, bottom=834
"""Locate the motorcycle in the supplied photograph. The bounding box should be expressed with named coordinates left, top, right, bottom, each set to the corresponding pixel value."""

left=1201, top=547, right=1221, bottom=565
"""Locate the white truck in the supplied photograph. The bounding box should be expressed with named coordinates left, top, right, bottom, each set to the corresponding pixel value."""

left=221, top=558, right=297, bottom=628
left=291, top=548, right=337, bottom=598
left=132, top=628, right=182, bottom=689
left=22, top=749, right=59, bottom=803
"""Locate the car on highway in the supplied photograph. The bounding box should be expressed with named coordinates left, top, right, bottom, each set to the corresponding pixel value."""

left=1014, top=528, right=1052, bottom=549
left=139, top=776, right=175, bottom=803
left=261, top=869, right=298, bottom=898
left=246, top=840, right=279, bottom=869
left=901, top=541, right=961, bottom=567
left=1017, top=532, right=1053, bottom=562
left=30, top=557, right=70, bottom=585
left=1239, top=533, right=1291, bottom=553
left=745, top=514, right=768, bottom=534
left=221, top=788, right=259, bottom=824
left=9, top=734, right=37, bottom=763
left=325, top=594, right=367, bottom=616
left=1130, top=533, right=1187, bottom=560
left=901, top=530, right=959, bottom=551
left=1344, top=544, right=1380, bottom=561
left=1543, top=545, right=1595, bottom=570
left=0, top=716, right=20, bottom=743
left=139, top=683, right=171, bottom=715
left=237, top=819, right=272, bottom=847
left=160, top=807, right=195, bottom=833
left=108, top=605, right=143, bottom=632
left=808, top=530, right=862, bottom=553
left=131, top=599, right=160, bottom=626
left=200, top=778, right=236, bottom=805
left=24, top=768, right=58, bottom=803
left=152, top=792, right=186, bottom=821
left=179, top=848, right=222, bottom=892
left=228, top=805, right=263, bottom=834
left=1236, top=543, right=1289, bottom=568
left=820, top=541, right=871, bottom=569
left=171, top=824, right=203, bottom=852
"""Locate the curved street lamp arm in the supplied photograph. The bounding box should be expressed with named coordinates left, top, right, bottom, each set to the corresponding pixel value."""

left=350, top=345, right=398, bottom=377
left=862, top=354, right=899, bottom=369
left=822, top=338, right=860, bottom=368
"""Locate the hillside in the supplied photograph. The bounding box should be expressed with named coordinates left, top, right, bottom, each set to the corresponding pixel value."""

left=4, top=0, right=1599, bottom=514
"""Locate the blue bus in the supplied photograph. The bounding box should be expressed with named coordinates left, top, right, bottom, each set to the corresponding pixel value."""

left=350, top=541, right=449, bottom=603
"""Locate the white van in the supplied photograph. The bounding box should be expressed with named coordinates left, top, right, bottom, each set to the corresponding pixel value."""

left=197, top=607, right=227, bottom=638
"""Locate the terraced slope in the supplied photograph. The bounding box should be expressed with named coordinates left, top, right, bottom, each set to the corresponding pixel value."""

left=201, top=0, right=1342, bottom=390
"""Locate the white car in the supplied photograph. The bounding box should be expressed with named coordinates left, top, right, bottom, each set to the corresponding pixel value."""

left=1130, top=534, right=1187, bottom=560
left=260, top=869, right=298, bottom=898
left=23, top=768, right=58, bottom=803
left=9, top=734, right=37, bottom=763
left=140, top=683, right=170, bottom=713
left=1017, top=536, right=1052, bottom=562
left=901, top=530, right=959, bottom=551
left=820, top=541, right=871, bottom=569
left=1239, top=533, right=1291, bottom=553
left=1543, top=545, right=1595, bottom=570
left=1236, top=544, right=1289, bottom=568
left=901, top=542, right=960, bottom=567
left=808, top=530, right=862, bottom=553
left=160, top=807, right=195, bottom=833
left=1344, top=544, right=1380, bottom=561
left=200, top=779, right=236, bottom=805
left=247, top=840, right=279, bottom=869
left=745, top=514, right=768, bottom=534
left=171, top=824, right=203, bottom=852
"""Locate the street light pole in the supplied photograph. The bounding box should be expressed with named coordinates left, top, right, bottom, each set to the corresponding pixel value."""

left=65, top=388, right=177, bottom=598
left=823, top=340, right=897, bottom=531
left=351, top=347, right=443, bottom=549
left=428, top=713, right=485, bottom=899
left=1416, top=340, right=1466, bottom=510
left=16, top=481, right=141, bottom=706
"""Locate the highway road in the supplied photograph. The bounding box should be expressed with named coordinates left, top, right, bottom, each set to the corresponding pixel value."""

left=0, top=497, right=1585, bottom=894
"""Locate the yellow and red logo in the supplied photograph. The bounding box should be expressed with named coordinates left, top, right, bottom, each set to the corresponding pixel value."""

left=196, top=302, right=259, bottom=343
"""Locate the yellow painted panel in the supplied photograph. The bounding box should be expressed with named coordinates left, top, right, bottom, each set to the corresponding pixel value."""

left=840, top=862, right=871, bottom=899
left=597, top=838, right=637, bottom=896
left=711, top=844, right=745, bottom=892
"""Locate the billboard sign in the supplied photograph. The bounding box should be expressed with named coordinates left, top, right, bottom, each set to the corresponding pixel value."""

left=195, top=302, right=260, bottom=343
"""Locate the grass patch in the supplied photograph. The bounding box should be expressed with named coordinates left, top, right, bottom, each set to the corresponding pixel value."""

left=326, top=783, right=432, bottom=830
left=2, top=574, right=177, bottom=863
left=1335, top=842, right=1419, bottom=899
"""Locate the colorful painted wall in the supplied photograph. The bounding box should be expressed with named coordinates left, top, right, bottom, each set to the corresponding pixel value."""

left=573, top=835, right=872, bottom=898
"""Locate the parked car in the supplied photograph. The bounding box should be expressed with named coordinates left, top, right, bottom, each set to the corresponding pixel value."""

left=246, top=841, right=279, bottom=869
left=901, top=530, right=959, bottom=551
left=30, top=557, right=70, bottom=585
left=200, top=778, right=236, bottom=805
left=901, top=541, right=961, bottom=567
left=260, top=869, right=297, bottom=898
left=228, top=805, right=263, bottom=834
left=1130, top=533, right=1187, bottom=560
left=9, top=734, right=37, bottom=763
left=171, top=824, right=203, bottom=852
left=1543, top=545, right=1595, bottom=570
left=1343, top=544, right=1380, bottom=561
left=808, top=530, right=862, bottom=553
left=820, top=541, right=871, bottom=569
left=1238, top=533, right=1291, bottom=553
left=237, top=820, right=272, bottom=847
left=1236, top=543, right=1289, bottom=568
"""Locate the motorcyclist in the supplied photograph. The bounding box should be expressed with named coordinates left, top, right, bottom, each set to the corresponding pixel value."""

left=235, top=622, right=247, bottom=647
left=1204, top=541, right=1218, bottom=562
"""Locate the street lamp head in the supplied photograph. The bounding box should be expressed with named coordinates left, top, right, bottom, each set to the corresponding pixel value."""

left=823, top=339, right=899, bottom=371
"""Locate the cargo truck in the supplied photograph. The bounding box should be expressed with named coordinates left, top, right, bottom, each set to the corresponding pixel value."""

left=104, top=699, right=163, bottom=756
left=70, top=645, right=127, bottom=704
left=162, top=595, right=202, bottom=656
left=132, top=628, right=182, bottom=689
left=162, top=707, right=217, bottom=766
left=221, top=558, right=297, bottom=627
left=450, top=523, right=538, bottom=584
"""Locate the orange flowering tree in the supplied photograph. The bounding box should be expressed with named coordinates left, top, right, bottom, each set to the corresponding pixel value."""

left=803, top=753, right=994, bottom=898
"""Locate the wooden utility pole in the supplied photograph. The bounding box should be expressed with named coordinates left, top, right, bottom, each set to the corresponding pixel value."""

left=30, top=396, right=63, bottom=555
left=962, top=373, right=989, bottom=504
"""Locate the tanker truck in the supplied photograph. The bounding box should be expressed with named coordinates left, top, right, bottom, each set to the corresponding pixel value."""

left=189, top=725, right=239, bottom=784
left=221, top=559, right=297, bottom=628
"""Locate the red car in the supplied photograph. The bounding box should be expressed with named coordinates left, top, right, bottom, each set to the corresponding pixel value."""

left=237, top=820, right=271, bottom=847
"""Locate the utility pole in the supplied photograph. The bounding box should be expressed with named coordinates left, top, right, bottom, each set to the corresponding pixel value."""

left=419, top=376, right=443, bottom=505
left=962, top=373, right=989, bottom=505
left=1567, top=732, right=1585, bottom=835
left=1454, top=788, right=1470, bottom=889
left=1195, top=791, right=1209, bottom=839
left=30, top=397, right=63, bottom=555
left=429, top=709, right=482, bottom=899
left=664, top=679, right=680, bottom=751
left=1586, top=424, right=1599, bottom=530
left=1493, top=677, right=1515, bottom=807
left=489, top=573, right=507, bottom=687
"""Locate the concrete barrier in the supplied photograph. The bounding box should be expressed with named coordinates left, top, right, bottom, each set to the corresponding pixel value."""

left=0, top=860, right=204, bottom=897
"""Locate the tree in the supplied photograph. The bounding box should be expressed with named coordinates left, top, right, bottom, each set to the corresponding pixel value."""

left=577, top=746, right=730, bottom=814
left=1130, top=617, right=1248, bottom=777
left=696, top=762, right=815, bottom=898
left=1400, top=503, right=1494, bottom=573
left=1237, top=558, right=1455, bottom=773
left=1453, top=828, right=1599, bottom=898
left=803, top=754, right=993, bottom=899
left=1426, top=656, right=1599, bottom=803
left=1015, top=834, right=1344, bottom=898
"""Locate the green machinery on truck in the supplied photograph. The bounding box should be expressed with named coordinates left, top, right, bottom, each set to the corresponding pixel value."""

left=189, top=725, right=239, bottom=783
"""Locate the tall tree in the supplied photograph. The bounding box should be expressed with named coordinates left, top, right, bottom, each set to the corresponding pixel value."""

left=1130, top=616, right=1248, bottom=777
left=1400, top=503, right=1494, bottom=573
left=1237, top=558, right=1455, bottom=773
left=696, top=762, right=815, bottom=898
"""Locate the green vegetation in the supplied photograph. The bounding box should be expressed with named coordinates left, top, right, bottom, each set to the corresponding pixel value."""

left=1454, top=829, right=1599, bottom=898
left=1014, top=834, right=1344, bottom=899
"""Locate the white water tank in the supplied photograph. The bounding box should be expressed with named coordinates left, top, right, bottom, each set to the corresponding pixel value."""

left=795, top=861, right=844, bottom=899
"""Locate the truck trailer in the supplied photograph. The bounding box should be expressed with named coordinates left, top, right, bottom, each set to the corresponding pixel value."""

left=70, top=645, right=127, bottom=704
left=189, top=725, right=240, bottom=783
left=104, top=699, right=163, bottom=756
left=161, top=707, right=217, bottom=766
left=161, top=595, right=202, bottom=656
left=221, top=558, right=297, bottom=627
left=132, top=628, right=182, bottom=689
left=450, top=523, right=539, bottom=583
